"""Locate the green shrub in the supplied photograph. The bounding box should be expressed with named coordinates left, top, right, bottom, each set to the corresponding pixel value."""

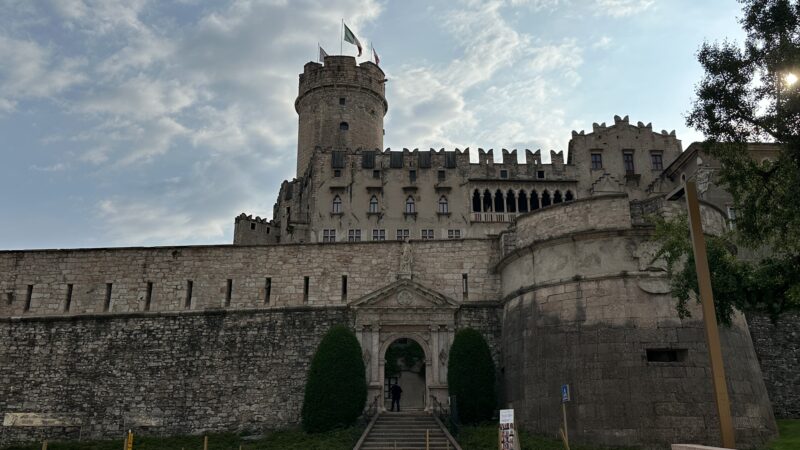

left=301, top=325, right=367, bottom=433
left=447, top=328, right=496, bottom=424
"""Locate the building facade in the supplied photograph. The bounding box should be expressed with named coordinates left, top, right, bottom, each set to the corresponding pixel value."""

left=0, top=56, right=790, bottom=449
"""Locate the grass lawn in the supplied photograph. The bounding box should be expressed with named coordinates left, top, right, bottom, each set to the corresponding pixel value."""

left=764, top=419, right=800, bottom=450
left=457, top=423, right=634, bottom=450
left=0, top=426, right=363, bottom=450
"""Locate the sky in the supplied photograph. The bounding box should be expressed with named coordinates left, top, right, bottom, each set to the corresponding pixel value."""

left=0, top=0, right=746, bottom=250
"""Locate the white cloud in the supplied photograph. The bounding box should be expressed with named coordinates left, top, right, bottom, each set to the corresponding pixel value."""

left=29, top=162, right=69, bottom=172
left=593, top=35, right=613, bottom=49
left=593, top=0, right=654, bottom=17
left=0, top=36, right=86, bottom=98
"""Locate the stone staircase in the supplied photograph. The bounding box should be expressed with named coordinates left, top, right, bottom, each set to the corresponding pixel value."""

left=355, top=411, right=460, bottom=450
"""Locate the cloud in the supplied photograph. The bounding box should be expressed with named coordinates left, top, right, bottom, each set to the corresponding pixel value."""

left=0, top=35, right=86, bottom=98
left=593, top=0, right=654, bottom=17
left=29, top=162, right=70, bottom=172
left=592, top=35, right=613, bottom=49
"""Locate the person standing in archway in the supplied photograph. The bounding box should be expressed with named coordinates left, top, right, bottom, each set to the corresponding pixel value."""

left=390, top=383, right=403, bottom=412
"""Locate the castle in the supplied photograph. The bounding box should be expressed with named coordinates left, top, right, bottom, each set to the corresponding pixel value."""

left=0, top=56, right=793, bottom=449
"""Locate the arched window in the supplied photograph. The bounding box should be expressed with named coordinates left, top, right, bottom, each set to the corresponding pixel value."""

left=438, top=196, right=449, bottom=214
left=541, top=190, right=551, bottom=207
left=368, top=195, right=379, bottom=213
left=530, top=190, right=540, bottom=210
left=518, top=190, right=529, bottom=212
left=506, top=190, right=517, bottom=213
left=332, top=195, right=342, bottom=213
left=405, top=196, right=416, bottom=214
left=494, top=190, right=505, bottom=213
left=554, top=190, right=563, bottom=204
left=483, top=189, right=493, bottom=212
left=472, top=190, right=482, bottom=212
left=565, top=190, right=574, bottom=201
left=339, top=122, right=349, bottom=131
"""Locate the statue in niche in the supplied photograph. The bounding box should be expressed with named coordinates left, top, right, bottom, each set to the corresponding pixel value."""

left=363, top=349, right=371, bottom=365
left=400, top=238, right=413, bottom=273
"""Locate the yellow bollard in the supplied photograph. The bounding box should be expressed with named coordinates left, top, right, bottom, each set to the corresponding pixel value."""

left=426, top=429, right=430, bottom=450
left=41, top=440, right=48, bottom=450
left=203, top=435, right=208, bottom=450
left=126, top=430, right=133, bottom=450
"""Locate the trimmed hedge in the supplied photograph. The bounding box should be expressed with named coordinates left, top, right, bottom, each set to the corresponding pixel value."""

left=301, top=325, right=367, bottom=433
left=447, top=328, right=496, bottom=424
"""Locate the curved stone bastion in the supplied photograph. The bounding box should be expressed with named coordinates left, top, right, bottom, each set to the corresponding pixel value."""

left=497, top=194, right=776, bottom=448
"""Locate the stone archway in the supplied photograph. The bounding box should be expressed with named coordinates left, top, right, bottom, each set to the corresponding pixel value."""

left=381, top=336, right=429, bottom=410
left=350, top=279, right=458, bottom=412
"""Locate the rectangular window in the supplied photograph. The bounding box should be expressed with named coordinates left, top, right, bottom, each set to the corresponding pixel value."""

left=727, top=206, right=737, bottom=230
left=623, top=152, right=635, bottom=173
left=372, top=169, right=381, bottom=179
left=591, top=153, right=603, bottom=169
left=250, top=222, right=256, bottom=230
left=348, top=229, right=362, bottom=242
left=341, top=275, right=348, bottom=302
left=448, top=229, right=461, bottom=239
left=372, top=229, right=386, bottom=241
left=390, top=152, right=403, bottom=168
left=646, top=348, right=688, bottom=363
left=651, top=153, right=663, bottom=170
left=537, top=170, right=545, bottom=179
left=104, top=283, right=113, bottom=312
left=362, top=151, right=375, bottom=169
left=462, top=274, right=469, bottom=300
left=396, top=229, right=410, bottom=241
left=444, top=152, right=456, bottom=168
left=332, top=150, right=346, bottom=168
left=437, top=170, right=446, bottom=182
left=421, top=229, right=434, bottom=240
left=225, top=279, right=232, bottom=307
left=265, top=277, right=272, bottom=304
left=25, top=285, right=32, bottom=312
left=303, top=276, right=310, bottom=303
left=409, top=170, right=416, bottom=183
left=500, top=169, right=508, bottom=179
left=418, top=151, right=432, bottom=168
left=333, top=169, right=342, bottom=177
left=323, top=229, right=336, bottom=243
left=185, top=280, right=193, bottom=309
left=339, top=97, right=346, bottom=105
left=145, top=281, right=153, bottom=311
left=6, top=291, right=13, bottom=305
left=65, top=284, right=73, bottom=312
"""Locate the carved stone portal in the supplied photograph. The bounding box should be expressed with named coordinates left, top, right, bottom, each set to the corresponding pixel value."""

left=350, top=278, right=457, bottom=412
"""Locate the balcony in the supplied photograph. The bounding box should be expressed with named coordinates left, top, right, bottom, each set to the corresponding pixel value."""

left=470, top=212, right=519, bottom=223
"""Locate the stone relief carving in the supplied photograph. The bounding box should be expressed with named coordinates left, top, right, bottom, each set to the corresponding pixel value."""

left=397, top=290, right=412, bottom=306
left=363, top=349, right=371, bottom=365
left=439, top=348, right=448, bottom=366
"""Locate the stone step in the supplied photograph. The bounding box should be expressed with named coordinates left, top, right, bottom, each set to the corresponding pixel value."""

left=355, top=411, right=459, bottom=450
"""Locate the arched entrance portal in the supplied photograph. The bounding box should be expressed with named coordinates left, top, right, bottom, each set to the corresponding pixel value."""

left=384, top=338, right=427, bottom=410
left=350, top=278, right=458, bottom=412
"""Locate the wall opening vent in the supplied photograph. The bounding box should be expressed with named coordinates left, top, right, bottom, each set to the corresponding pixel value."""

left=646, top=348, right=688, bottom=363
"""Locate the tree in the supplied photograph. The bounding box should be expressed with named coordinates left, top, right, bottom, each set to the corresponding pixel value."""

left=447, top=328, right=496, bottom=424
left=681, top=0, right=800, bottom=318
left=651, top=214, right=800, bottom=324
left=301, top=325, right=366, bottom=433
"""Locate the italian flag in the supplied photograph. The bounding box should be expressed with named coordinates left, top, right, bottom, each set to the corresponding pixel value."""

left=344, top=23, right=363, bottom=56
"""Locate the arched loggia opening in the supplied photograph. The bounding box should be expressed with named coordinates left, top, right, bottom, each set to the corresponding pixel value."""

left=472, top=190, right=482, bottom=212
left=384, top=338, right=427, bottom=411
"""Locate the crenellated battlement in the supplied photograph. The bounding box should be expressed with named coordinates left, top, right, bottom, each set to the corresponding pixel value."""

left=296, top=56, right=387, bottom=114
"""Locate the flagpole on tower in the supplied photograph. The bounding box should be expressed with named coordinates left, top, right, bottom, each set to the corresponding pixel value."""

left=340, top=19, right=343, bottom=55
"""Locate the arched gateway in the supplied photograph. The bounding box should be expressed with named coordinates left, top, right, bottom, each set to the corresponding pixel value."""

left=351, top=278, right=458, bottom=411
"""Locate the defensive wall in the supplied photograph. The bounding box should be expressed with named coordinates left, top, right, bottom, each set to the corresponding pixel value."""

left=0, top=240, right=502, bottom=445
left=497, top=195, right=777, bottom=449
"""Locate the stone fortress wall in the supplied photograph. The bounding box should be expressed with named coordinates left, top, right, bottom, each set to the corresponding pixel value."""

left=498, top=195, right=776, bottom=448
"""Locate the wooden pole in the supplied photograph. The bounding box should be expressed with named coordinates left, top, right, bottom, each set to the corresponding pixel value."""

left=561, top=402, right=569, bottom=448
left=426, top=429, right=430, bottom=450
left=41, top=440, right=48, bottom=450
left=685, top=181, right=736, bottom=449
left=203, top=435, right=208, bottom=450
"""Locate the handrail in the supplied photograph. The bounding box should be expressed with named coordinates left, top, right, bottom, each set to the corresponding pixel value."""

left=353, top=395, right=382, bottom=450
left=365, top=394, right=380, bottom=420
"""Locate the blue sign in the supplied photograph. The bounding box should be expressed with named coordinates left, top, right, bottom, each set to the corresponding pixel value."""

left=561, top=384, right=570, bottom=403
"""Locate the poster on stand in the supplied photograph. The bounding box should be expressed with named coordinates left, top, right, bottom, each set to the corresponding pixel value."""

left=499, top=409, right=519, bottom=450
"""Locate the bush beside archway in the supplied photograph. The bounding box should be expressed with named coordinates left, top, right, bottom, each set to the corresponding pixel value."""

left=301, top=325, right=366, bottom=432
left=447, top=328, right=496, bottom=424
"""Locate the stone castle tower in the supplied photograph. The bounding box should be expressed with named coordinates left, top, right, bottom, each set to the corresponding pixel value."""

left=295, top=55, right=387, bottom=177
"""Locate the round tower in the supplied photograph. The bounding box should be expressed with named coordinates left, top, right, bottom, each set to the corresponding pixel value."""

left=295, top=55, right=388, bottom=177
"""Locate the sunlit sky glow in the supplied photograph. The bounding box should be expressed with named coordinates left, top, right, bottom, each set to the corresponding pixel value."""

left=0, top=0, right=746, bottom=249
